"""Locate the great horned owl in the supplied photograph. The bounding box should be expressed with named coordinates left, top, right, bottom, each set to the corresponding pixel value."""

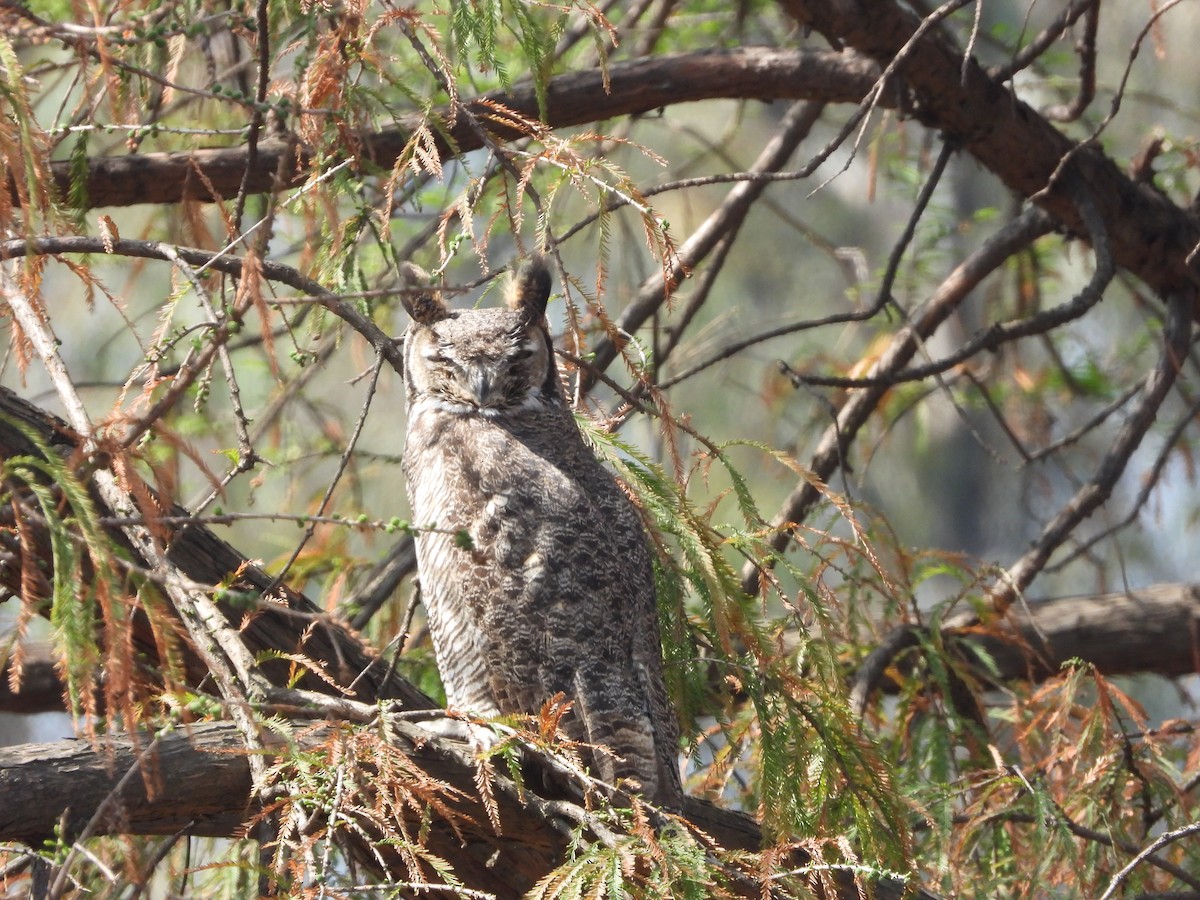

left=399, top=258, right=682, bottom=807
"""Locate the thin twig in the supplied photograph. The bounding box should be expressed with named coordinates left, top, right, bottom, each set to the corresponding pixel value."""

left=1024, top=382, right=1142, bottom=463
left=159, top=244, right=260, bottom=479
left=582, top=100, right=825, bottom=391
left=989, top=0, right=1095, bottom=82
left=267, top=351, right=386, bottom=594
left=666, top=137, right=957, bottom=392
left=1042, top=0, right=1098, bottom=123
left=740, top=206, right=1054, bottom=595
left=1044, top=393, right=1200, bottom=574
left=1098, top=820, right=1200, bottom=900
left=803, top=0, right=971, bottom=200
left=990, top=287, right=1191, bottom=614
left=0, top=235, right=405, bottom=443
left=232, top=0, right=272, bottom=233
left=786, top=232, right=1112, bottom=390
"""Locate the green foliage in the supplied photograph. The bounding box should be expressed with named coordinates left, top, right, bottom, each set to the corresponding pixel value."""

left=448, top=0, right=567, bottom=110
left=0, top=418, right=126, bottom=723
left=531, top=813, right=727, bottom=899
left=585, top=423, right=915, bottom=878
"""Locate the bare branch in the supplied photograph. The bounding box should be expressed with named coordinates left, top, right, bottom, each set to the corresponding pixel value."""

left=989, top=0, right=1095, bottom=81
left=1044, top=393, right=1200, bottom=574
left=583, top=100, right=825, bottom=390
left=741, top=206, right=1055, bottom=595
left=990, top=289, right=1191, bottom=614
left=1099, top=819, right=1200, bottom=900
left=1041, top=0, right=1099, bottom=123
left=0, top=723, right=258, bottom=843
left=675, top=136, right=957, bottom=393
left=853, top=581, right=1200, bottom=713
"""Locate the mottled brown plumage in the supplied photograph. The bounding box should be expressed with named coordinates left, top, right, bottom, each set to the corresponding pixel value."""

left=399, top=258, right=681, bottom=807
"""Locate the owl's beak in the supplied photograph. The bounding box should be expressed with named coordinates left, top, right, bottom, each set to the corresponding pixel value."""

left=468, top=366, right=494, bottom=406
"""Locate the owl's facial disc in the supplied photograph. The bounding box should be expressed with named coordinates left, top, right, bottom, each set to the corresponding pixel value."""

left=413, top=318, right=548, bottom=413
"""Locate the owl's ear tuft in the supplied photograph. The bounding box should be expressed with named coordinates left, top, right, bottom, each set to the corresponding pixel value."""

left=506, top=256, right=552, bottom=321
left=399, top=262, right=449, bottom=325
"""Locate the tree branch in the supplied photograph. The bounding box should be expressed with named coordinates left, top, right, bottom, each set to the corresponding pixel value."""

left=0, top=383, right=432, bottom=711
left=991, top=288, right=1191, bottom=614
left=15, top=574, right=1200, bottom=718
left=0, top=723, right=258, bottom=843
left=976, top=583, right=1200, bottom=684
left=0, top=643, right=63, bottom=714
left=21, top=48, right=879, bottom=210
left=776, top=0, right=1200, bottom=300
left=740, top=207, right=1055, bottom=596
left=851, top=581, right=1200, bottom=710
left=583, top=100, right=826, bottom=391
left=0, top=719, right=926, bottom=900
left=0, top=236, right=404, bottom=377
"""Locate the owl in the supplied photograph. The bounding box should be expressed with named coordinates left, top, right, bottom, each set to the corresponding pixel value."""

left=399, top=258, right=682, bottom=808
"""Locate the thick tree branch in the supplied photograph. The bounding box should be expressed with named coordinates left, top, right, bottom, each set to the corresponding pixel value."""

left=21, top=48, right=879, bottom=211
left=0, top=720, right=573, bottom=897
left=776, top=0, right=1200, bottom=299
left=0, top=719, right=925, bottom=900
left=0, top=723, right=258, bottom=842
left=851, top=582, right=1200, bottom=709
left=19, top=10, right=1198, bottom=311
left=976, top=583, right=1200, bottom=684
